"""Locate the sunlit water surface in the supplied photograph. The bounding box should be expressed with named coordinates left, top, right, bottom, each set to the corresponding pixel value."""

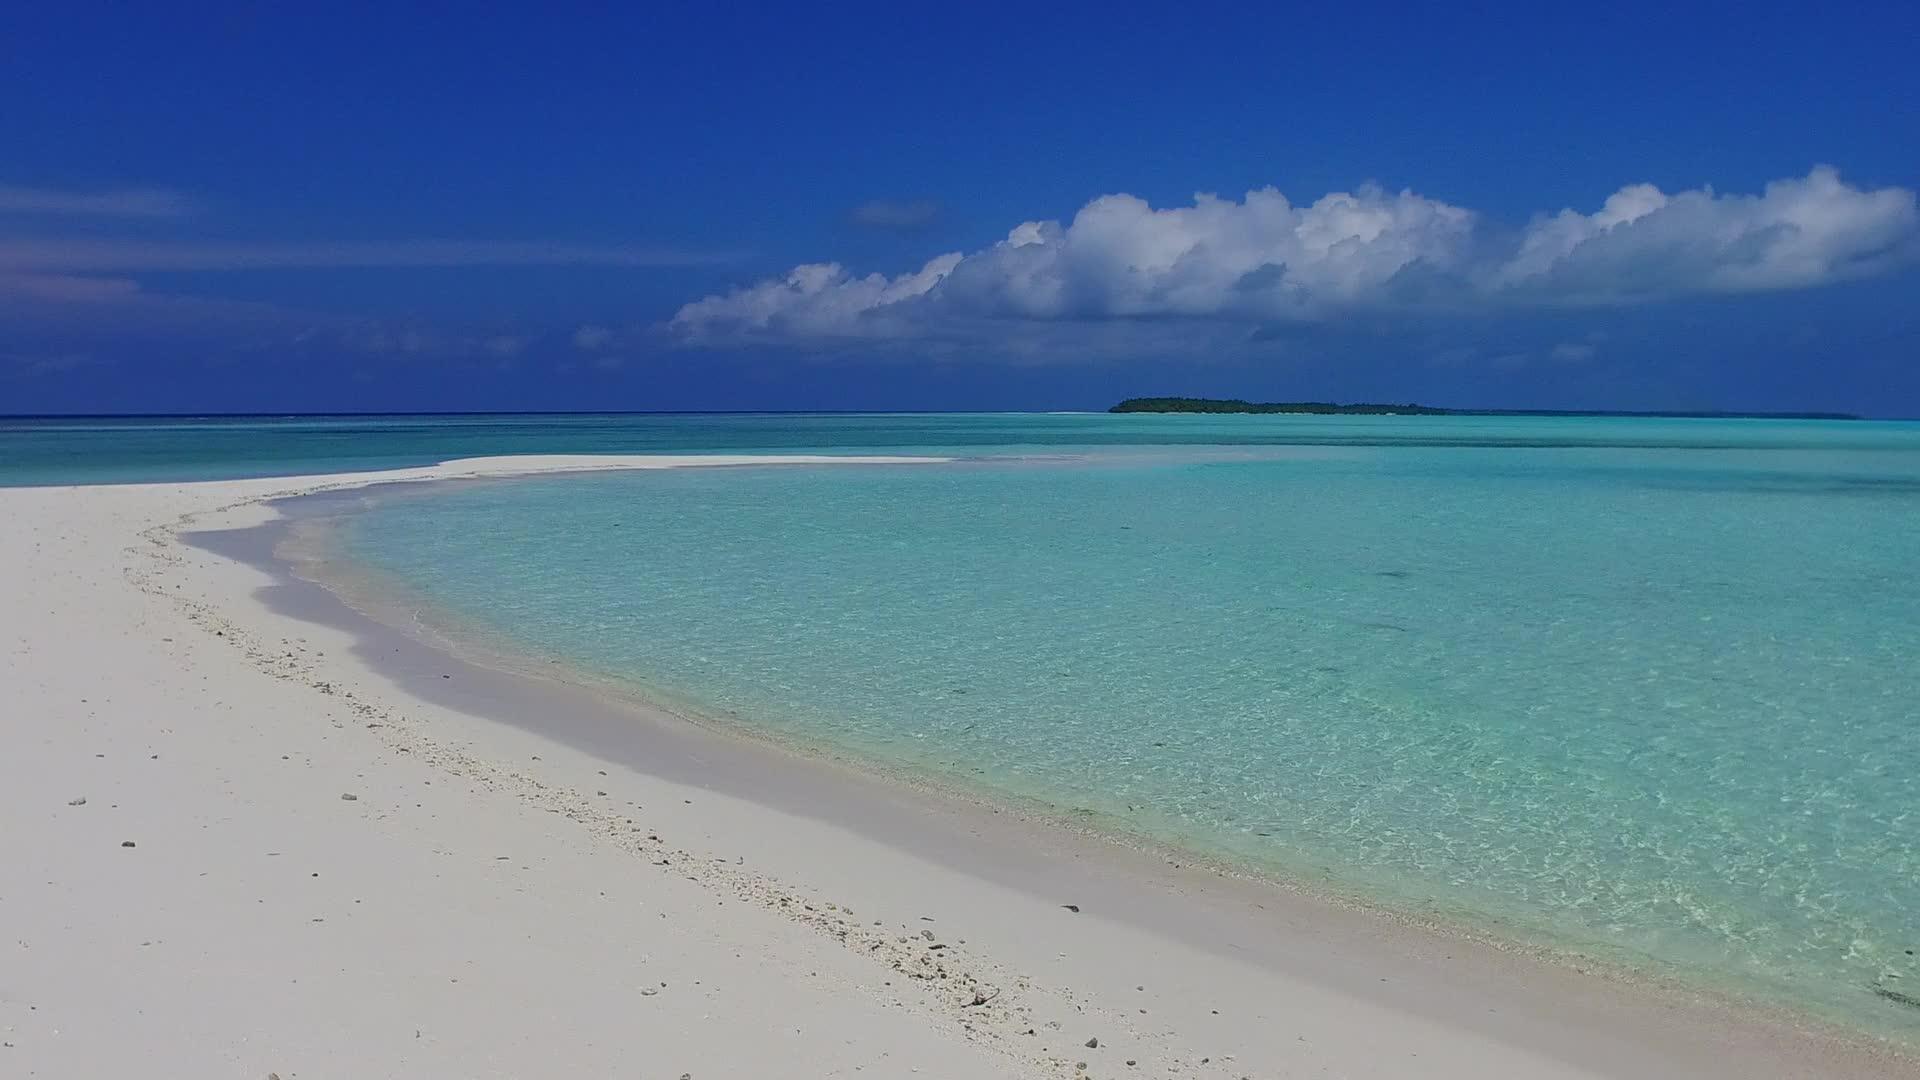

left=13, top=412, right=1911, bottom=1034
left=318, top=420, right=1920, bottom=1037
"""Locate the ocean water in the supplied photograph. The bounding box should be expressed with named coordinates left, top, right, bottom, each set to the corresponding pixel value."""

left=11, top=413, right=1919, bottom=1036
left=317, top=420, right=1920, bottom=1038
left=5, top=410, right=1917, bottom=486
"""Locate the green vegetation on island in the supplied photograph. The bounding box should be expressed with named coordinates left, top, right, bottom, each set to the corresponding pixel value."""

left=1111, top=397, right=1447, bottom=415
left=1108, top=397, right=1861, bottom=420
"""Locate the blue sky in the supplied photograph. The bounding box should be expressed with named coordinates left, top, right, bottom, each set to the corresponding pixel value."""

left=2, top=2, right=1917, bottom=415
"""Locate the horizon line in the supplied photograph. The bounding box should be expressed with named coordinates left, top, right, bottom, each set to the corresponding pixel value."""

left=2, top=407, right=1912, bottom=422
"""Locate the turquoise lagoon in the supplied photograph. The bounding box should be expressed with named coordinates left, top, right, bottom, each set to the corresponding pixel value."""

left=310, top=417, right=1920, bottom=1037
left=9, top=413, right=1914, bottom=1033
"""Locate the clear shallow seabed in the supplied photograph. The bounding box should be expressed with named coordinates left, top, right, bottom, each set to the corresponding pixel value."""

left=9, top=413, right=1919, bottom=1037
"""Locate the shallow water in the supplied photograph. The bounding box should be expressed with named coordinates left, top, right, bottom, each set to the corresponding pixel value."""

left=14, top=411, right=1917, bottom=1034
left=6, top=410, right=1918, bottom=485
left=320, top=421, right=1920, bottom=1038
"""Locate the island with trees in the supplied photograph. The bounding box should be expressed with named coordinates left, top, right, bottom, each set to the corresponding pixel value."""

left=1108, top=397, right=1860, bottom=420
left=1111, top=397, right=1447, bottom=415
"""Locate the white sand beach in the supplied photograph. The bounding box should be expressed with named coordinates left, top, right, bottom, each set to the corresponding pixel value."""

left=3, top=456, right=1914, bottom=1079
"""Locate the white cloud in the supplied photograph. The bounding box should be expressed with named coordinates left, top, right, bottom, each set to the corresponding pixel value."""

left=0, top=183, right=192, bottom=218
left=340, top=328, right=537, bottom=359
left=0, top=182, right=745, bottom=354
left=481, top=334, right=527, bottom=357
left=0, top=238, right=738, bottom=272
left=671, top=253, right=966, bottom=341
left=0, top=270, right=300, bottom=332
left=670, top=168, right=1918, bottom=345
left=0, top=271, right=146, bottom=304
left=572, top=324, right=615, bottom=350
left=1486, top=167, right=1917, bottom=301
left=849, top=199, right=941, bottom=230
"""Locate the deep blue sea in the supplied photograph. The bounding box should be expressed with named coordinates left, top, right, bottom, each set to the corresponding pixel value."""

left=5, top=411, right=1918, bottom=484
left=9, top=413, right=1919, bottom=1036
